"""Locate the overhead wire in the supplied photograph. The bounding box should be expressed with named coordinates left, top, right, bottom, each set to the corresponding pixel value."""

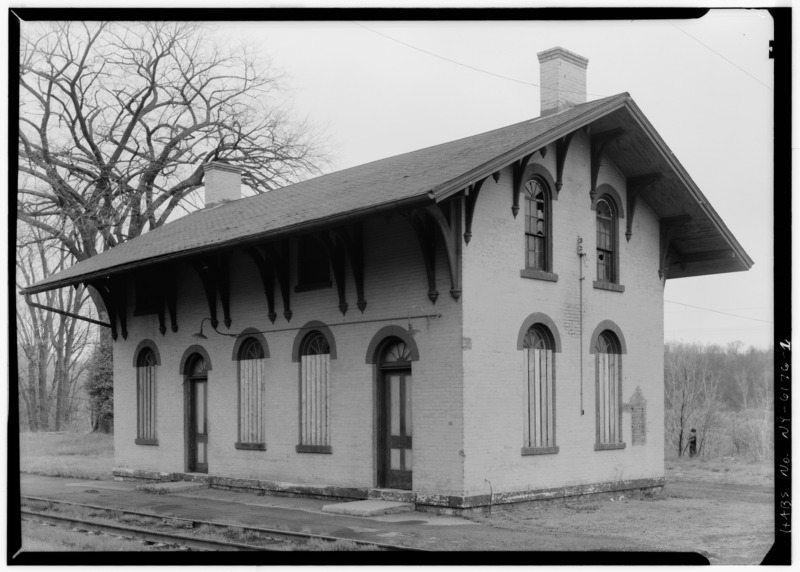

left=351, top=21, right=609, bottom=97
left=667, top=20, right=773, bottom=92
left=664, top=299, right=773, bottom=324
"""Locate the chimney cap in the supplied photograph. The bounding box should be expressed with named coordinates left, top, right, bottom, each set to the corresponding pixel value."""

left=203, top=161, right=242, bottom=175
left=537, top=46, right=589, bottom=69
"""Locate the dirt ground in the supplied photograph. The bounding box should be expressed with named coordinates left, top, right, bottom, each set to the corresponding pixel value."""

left=468, top=458, right=774, bottom=564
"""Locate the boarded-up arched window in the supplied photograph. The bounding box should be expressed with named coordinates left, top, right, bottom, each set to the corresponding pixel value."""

left=236, top=337, right=266, bottom=450
left=136, top=348, right=158, bottom=444
left=522, top=326, right=556, bottom=450
left=298, top=331, right=331, bottom=452
left=596, top=331, right=622, bottom=445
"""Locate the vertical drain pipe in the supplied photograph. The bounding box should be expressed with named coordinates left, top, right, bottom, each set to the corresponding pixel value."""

left=577, top=236, right=586, bottom=415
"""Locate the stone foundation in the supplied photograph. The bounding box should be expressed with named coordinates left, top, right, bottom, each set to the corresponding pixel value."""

left=113, top=467, right=664, bottom=514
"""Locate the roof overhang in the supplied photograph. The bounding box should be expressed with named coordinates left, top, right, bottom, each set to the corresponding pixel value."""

left=430, top=95, right=752, bottom=278
left=21, top=193, right=433, bottom=295
left=22, top=93, right=751, bottom=295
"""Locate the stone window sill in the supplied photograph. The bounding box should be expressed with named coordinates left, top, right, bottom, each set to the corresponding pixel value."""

left=295, top=280, right=332, bottom=293
left=235, top=442, right=266, bottom=451
left=520, top=269, right=559, bottom=282
left=296, top=444, right=333, bottom=454
left=593, top=280, right=625, bottom=293
left=594, top=442, right=627, bottom=451
left=135, top=438, right=158, bottom=446
left=521, top=446, right=559, bottom=456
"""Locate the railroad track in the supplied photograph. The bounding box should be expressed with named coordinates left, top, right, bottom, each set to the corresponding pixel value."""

left=20, top=496, right=425, bottom=552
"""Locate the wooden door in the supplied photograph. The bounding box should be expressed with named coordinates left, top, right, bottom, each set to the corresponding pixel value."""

left=189, top=378, right=208, bottom=473
left=381, top=370, right=412, bottom=489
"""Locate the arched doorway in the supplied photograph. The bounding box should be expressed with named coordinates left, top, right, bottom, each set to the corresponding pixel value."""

left=377, top=338, right=413, bottom=489
left=185, top=354, right=209, bottom=473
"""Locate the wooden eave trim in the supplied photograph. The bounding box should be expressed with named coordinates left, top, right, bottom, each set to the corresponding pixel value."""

left=428, top=94, right=631, bottom=203
left=622, top=101, right=754, bottom=270
left=22, top=193, right=434, bottom=295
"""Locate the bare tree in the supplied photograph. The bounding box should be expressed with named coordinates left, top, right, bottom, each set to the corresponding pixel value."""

left=17, top=223, right=93, bottom=431
left=664, top=342, right=721, bottom=457
left=18, top=20, right=325, bottom=280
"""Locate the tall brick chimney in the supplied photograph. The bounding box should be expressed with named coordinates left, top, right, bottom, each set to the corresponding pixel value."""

left=537, top=47, right=589, bottom=116
left=203, top=162, right=242, bottom=208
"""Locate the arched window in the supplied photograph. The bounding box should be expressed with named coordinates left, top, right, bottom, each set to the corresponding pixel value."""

left=596, top=198, right=617, bottom=283
left=522, top=326, right=557, bottom=452
left=236, top=337, right=266, bottom=450
left=525, top=177, right=551, bottom=272
left=595, top=331, right=623, bottom=447
left=380, top=339, right=413, bottom=366
left=298, top=330, right=332, bottom=453
left=136, top=347, right=158, bottom=445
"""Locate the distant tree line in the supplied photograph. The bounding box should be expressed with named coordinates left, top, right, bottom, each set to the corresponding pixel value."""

left=665, top=341, right=773, bottom=461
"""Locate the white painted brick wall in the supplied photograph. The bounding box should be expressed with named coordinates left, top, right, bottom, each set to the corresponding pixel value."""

left=114, top=131, right=667, bottom=501
left=461, top=133, right=664, bottom=497
left=114, top=216, right=465, bottom=496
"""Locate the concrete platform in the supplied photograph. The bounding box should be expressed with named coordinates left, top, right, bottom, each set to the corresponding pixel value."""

left=321, top=500, right=414, bottom=517
left=144, top=481, right=209, bottom=493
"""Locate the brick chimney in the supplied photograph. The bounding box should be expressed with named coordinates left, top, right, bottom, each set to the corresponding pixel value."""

left=203, top=162, right=242, bottom=208
left=537, top=47, right=589, bottom=116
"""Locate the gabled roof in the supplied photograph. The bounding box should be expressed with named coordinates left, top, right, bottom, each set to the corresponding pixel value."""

left=23, top=92, right=752, bottom=294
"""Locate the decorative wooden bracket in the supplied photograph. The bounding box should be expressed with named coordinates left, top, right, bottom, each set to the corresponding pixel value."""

left=319, top=232, right=349, bottom=316
left=332, top=223, right=367, bottom=313
left=425, top=199, right=462, bottom=301
left=658, top=215, right=692, bottom=281
left=590, top=128, right=625, bottom=203
left=111, top=276, right=128, bottom=340
left=166, top=267, right=178, bottom=333
left=264, top=241, right=292, bottom=322
left=511, top=153, right=534, bottom=218
left=216, top=255, right=232, bottom=328
left=88, top=278, right=118, bottom=341
left=244, top=247, right=278, bottom=324
left=189, top=258, right=219, bottom=329
left=539, top=146, right=547, bottom=158
left=492, top=171, right=501, bottom=183
left=625, top=173, right=661, bottom=242
left=463, top=177, right=486, bottom=245
left=156, top=290, right=167, bottom=336
left=406, top=210, right=439, bottom=304
left=555, top=132, right=576, bottom=194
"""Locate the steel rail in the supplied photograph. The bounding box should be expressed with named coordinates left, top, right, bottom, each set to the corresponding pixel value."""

left=21, top=509, right=264, bottom=551
left=20, top=495, right=425, bottom=551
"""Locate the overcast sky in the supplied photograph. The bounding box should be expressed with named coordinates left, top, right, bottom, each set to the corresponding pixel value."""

left=208, top=9, right=774, bottom=349
left=8, top=8, right=776, bottom=351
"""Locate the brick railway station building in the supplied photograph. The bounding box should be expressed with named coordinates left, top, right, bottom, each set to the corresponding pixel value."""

left=25, top=47, right=752, bottom=512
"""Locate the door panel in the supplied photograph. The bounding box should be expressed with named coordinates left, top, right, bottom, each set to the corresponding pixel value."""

left=190, top=380, right=208, bottom=473
left=383, top=372, right=412, bottom=490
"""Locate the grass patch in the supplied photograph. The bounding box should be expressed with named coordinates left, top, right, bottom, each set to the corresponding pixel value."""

left=20, top=520, right=166, bottom=552
left=302, top=538, right=381, bottom=551
left=19, top=431, right=114, bottom=480
left=135, top=485, right=169, bottom=495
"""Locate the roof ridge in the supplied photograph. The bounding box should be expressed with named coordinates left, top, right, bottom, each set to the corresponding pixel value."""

left=213, top=92, right=630, bottom=213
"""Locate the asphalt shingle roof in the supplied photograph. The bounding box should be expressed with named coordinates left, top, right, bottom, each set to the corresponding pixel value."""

left=23, top=93, right=638, bottom=292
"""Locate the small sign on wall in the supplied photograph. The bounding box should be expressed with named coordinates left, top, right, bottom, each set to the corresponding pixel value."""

left=629, top=386, right=647, bottom=446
